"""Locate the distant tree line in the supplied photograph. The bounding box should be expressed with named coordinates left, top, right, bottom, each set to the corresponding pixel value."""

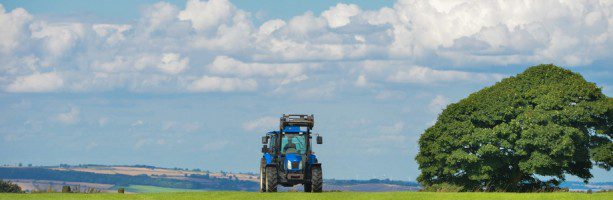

left=0, top=167, right=257, bottom=191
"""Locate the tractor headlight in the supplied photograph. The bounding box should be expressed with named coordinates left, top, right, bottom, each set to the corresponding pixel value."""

left=298, top=161, right=302, bottom=169
left=287, top=160, right=292, bottom=169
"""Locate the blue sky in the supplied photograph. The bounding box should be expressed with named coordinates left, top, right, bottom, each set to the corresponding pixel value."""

left=0, top=0, right=611, bottom=182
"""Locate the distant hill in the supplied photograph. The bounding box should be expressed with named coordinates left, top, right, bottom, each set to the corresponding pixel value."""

left=0, top=165, right=609, bottom=193
left=0, top=165, right=258, bottom=192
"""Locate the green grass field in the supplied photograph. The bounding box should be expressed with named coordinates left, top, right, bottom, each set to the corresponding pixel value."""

left=0, top=191, right=611, bottom=200
left=111, top=185, right=202, bottom=193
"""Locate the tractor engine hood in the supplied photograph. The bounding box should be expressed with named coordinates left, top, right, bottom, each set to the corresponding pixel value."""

left=285, top=153, right=303, bottom=171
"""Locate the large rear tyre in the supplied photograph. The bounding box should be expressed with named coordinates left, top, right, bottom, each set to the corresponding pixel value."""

left=265, top=166, right=277, bottom=192
left=259, top=159, right=266, bottom=192
left=311, top=166, right=323, bottom=192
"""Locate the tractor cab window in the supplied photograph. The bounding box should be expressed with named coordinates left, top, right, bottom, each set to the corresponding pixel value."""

left=269, top=135, right=277, bottom=149
left=281, top=134, right=306, bottom=154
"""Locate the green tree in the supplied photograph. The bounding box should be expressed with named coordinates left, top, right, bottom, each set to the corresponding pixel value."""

left=416, top=64, right=612, bottom=192
left=0, top=179, right=22, bottom=193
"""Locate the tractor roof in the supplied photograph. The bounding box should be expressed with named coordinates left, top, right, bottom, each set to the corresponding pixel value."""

left=280, top=114, right=314, bottom=130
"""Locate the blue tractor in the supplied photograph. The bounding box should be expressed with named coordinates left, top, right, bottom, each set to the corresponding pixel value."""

left=260, top=114, right=323, bottom=192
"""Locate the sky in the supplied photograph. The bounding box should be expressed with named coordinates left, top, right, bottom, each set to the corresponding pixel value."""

left=0, top=0, right=611, bottom=182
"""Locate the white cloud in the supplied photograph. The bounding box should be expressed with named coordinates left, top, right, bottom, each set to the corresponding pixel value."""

left=354, top=74, right=369, bottom=88
left=258, top=19, right=286, bottom=35
left=428, top=95, right=449, bottom=114
left=322, top=3, right=361, bottom=28
left=387, top=66, right=504, bottom=84
left=242, top=116, right=277, bottom=131
left=55, top=107, right=80, bottom=125
left=157, top=53, right=189, bottom=74
left=375, top=90, right=406, bottom=100
left=300, top=84, right=336, bottom=99
left=131, top=120, right=144, bottom=127
left=0, top=4, right=32, bottom=54
left=380, top=122, right=405, bottom=133
left=30, top=22, right=85, bottom=58
left=140, top=1, right=178, bottom=35
left=276, top=74, right=308, bottom=85
left=187, top=76, right=257, bottom=92
left=92, top=24, right=131, bottom=45
left=134, top=138, right=150, bottom=149
left=286, top=11, right=327, bottom=35
left=207, top=55, right=306, bottom=79
left=0, top=0, right=611, bottom=94
left=98, top=117, right=109, bottom=126
left=178, top=0, right=235, bottom=31
left=6, top=72, right=64, bottom=92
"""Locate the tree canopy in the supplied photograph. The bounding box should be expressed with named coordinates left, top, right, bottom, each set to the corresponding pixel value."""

left=416, top=64, right=612, bottom=192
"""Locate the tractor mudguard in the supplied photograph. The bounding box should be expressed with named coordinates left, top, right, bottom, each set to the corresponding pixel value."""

left=264, top=153, right=273, bottom=164
left=308, top=154, right=318, bottom=164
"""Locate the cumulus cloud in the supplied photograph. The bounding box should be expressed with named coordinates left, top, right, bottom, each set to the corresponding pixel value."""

left=354, top=74, right=369, bottom=88
left=140, top=1, right=179, bottom=35
left=428, top=95, right=449, bottom=114
left=187, top=76, right=257, bottom=92
left=387, top=66, right=504, bottom=84
left=6, top=72, right=64, bottom=92
left=30, top=22, right=85, bottom=58
left=0, top=0, right=610, bottom=94
left=258, top=19, right=285, bottom=35
left=375, top=90, right=406, bottom=100
left=207, top=55, right=307, bottom=79
left=178, top=0, right=235, bottom=31
left=157, top=53, right=189, bottom=74
left=0, top=4, right=32, bottom=54
left=131, top=120, right=144, bottom=127
left=242, top=116, right=277, bottom=131
left=379, top=122, right=405, bottom=133
left=322, top=3, right=361, bottom=28
left=55, top=107, right=80, bottom=125
left=92, top=24, right=131, bottom=45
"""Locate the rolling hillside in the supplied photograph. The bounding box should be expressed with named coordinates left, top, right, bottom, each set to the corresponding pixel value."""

left=0, top=191, right=612, bottom=200
left=0, top=165, right=608, bottom=193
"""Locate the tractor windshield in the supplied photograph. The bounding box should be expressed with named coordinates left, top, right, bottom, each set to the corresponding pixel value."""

left=281, top=134, right=307, bottom=154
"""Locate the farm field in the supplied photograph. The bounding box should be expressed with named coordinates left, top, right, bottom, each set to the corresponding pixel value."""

left=0, top=191, right=611, bottom=200
left=110, top=185, right=203, bottom=193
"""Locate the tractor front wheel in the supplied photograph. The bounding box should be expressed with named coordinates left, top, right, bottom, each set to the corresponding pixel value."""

left=303, top=182, right=312, bottom=192
left=259, top=159, right=266, bottom=192
left=311, top=165, right=323, bottom=192
left=265, top=166, right=277, bottom=192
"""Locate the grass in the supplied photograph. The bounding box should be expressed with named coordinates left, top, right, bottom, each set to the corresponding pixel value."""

left=112, top=185, right=202, bottom=193
left=0, top=191, right=611, bottom=200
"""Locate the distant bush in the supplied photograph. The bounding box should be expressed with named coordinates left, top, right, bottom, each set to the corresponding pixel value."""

left=118, top=187, right=125, bottom=193
left=0, top=179, right=22, bottom=193
left=420, top=183, right=463, bottom=192
left=61, top=185, right=71, bottom=193
left=86, top=187, right=100, bottom=193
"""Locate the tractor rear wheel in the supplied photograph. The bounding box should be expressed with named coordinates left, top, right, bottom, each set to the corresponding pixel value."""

left=265, top=166, right=277, bottom=192
left=259, top=159, right=266, bottom=192
left=311, top=165, right=322, bottom=192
